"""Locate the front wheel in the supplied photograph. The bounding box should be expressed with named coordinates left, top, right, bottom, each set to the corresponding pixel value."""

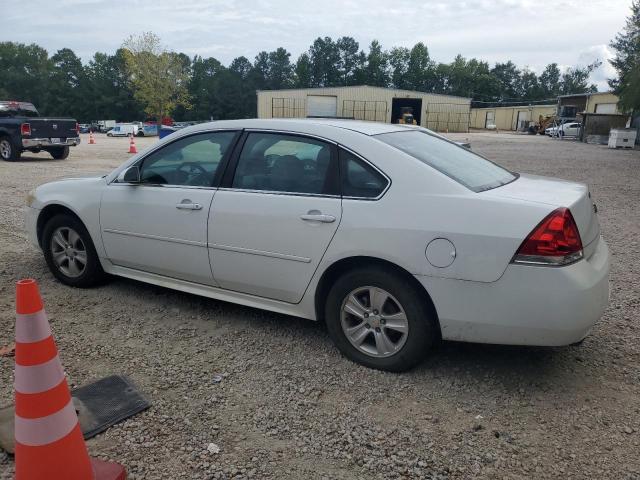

left=42, top=214, right=107, bottom=287
left=325, top=267, right=437, bottom=371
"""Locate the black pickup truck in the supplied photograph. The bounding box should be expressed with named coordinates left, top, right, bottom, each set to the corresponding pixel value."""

left=0, top=101, right=80, bottom=161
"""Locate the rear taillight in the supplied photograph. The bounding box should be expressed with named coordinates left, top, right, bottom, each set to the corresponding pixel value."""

left=20, top=123, right=31, bottom=136
left=512, top=207, right=583, bottom=266
left=75, top=122, right=80, bottom=135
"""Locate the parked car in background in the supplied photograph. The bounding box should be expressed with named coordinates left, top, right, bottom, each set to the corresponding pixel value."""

left=546, top=122, right=582, bottom=137
left=0, top=101, right=79, bottom=161
left=25, top=119, right=610, bottom=371
left=79, top=124, right=91, bottom=134
left=106, top=123, right=139, bottom=137
left=138, top=124, right=158, bottom=137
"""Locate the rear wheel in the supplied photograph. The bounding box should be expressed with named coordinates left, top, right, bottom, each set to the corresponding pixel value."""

left=48, top=146, right=70, bottom=160
left=0, top=136, right=19, bottom=161
left=42, top=214, right=106, bottom=287
left=325, top=267, right=437, bottom=371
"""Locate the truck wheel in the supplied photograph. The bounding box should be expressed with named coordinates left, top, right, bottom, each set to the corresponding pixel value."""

left=49, top=146, right=70, bottom=160
left=0, top=136, right=20, bottom=161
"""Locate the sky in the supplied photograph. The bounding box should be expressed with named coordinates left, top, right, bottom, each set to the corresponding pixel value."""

left=1, top=0, right=633, bottom=91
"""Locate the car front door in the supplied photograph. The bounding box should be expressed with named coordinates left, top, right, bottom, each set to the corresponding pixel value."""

left=208, top=131, right=342, bottom=303
left=100, top=130, right=239, bottom=285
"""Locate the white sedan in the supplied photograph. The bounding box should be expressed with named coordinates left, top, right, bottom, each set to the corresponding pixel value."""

left=546, top=122, right=582, bottom=137
left=25, top=119, right=610, bottom=371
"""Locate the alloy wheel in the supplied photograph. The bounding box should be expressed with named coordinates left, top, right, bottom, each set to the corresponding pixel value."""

left=50, top=227, right=87, bottom=278
left=340, top=286, right=409, bottom=358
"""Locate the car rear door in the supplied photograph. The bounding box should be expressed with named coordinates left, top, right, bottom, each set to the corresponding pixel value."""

left=208, top=131, right=341, bottom=303
left=100, top=130, right=239, bottom=285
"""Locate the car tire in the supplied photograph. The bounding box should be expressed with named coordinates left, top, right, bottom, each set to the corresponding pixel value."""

left=42, top=214, right=107, bottom=288
left=0, top=136, right=20, bottom=161
left=48, top=146, right=70, bottom=160
left=325, top=266, right=437, bottom=372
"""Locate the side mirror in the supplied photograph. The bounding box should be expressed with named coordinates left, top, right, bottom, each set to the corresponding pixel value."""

left=118, top=165, right=140, bottom=184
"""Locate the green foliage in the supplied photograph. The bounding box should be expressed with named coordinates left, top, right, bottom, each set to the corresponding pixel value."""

left=121, top=32, right=191, bottom=124
left=0, top=34, right=608, bottom=122
left=609, top=0, right=640, bottom=111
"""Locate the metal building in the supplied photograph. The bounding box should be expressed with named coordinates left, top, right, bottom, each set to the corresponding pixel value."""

left=256, top=85, right=472, bottom=132
left=470, top=104, right=557, bottom=131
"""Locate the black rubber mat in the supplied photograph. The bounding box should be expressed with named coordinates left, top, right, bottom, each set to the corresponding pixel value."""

left=72, top=375, right=150, bottom=439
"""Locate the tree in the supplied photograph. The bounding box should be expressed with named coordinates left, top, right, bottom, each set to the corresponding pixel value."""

left=388, top=47, right=410, bottom=89
left=491, top=61, right=521, bottom=100
left=308, top=37, right=341, bottom=87
left=47, top=48, right=88, bottom=118
left=0, top=42, right=51, bottom=111
left=182, top=55, right=224, bottom=120
left=294, top=53, right=312, bottom=88
left=406, top=43, right=433, bottom=91
left=520, top=68, right=542, bottom=100
left=365, top=40, right=389, bottom=87
left=560, top=62, right=600, bottom=95
left=609, top=0, right=640, bottom=111
left=539, top=63, right=562, bottom=98
left=267, top=48, right=294, bottom=90
left=336, top=36, right=360, bottom=85
left=121, top=32, right=191, bottom=125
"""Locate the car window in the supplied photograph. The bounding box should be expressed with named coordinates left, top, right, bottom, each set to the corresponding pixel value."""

left=340, top=149, right=388, bottom=198
left=140, top=131, right=236, bottom=187
left=375, top=130, right=516, bottom=192
left=232, top=132, right=334, bottom=194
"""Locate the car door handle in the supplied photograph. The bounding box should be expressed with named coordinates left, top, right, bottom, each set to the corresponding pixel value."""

left=300, top=212, right=336, bottom=223
left=176, top=202, right=202, bottom=210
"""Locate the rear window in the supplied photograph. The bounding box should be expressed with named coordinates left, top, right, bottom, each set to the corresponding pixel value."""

left=375, top=130, right=516, bottom=192
left=0, top=101, right=39, bottom=118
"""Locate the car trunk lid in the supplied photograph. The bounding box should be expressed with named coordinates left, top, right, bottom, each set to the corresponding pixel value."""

left=481, top=173, right=600, bottom=247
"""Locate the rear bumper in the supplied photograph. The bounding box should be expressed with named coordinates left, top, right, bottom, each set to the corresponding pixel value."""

left=417, top=236, right=610, bottom=346
left=22, top=137, right=80, bottom=148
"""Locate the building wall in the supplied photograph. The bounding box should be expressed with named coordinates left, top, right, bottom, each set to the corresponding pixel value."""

left=584, top=93, right=621, bottom=114
left=470, top=105, right=556, bottom=130
left=256, top=86, right=471, bottom=132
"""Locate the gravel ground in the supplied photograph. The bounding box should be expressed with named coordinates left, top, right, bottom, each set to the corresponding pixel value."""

left=0, top=131, right=639, bottom=479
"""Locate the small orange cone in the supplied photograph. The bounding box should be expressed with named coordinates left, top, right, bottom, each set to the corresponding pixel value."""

left=88, top=132, right=96, bottom=145
left=14, top=279, right=127, bottom=480
left=128, top=135, right=137, bottom=154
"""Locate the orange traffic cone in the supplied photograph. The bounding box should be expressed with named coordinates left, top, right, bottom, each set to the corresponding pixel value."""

left=89, top=132, right=96, bottom=145
left=128, top=136, right=137, bottom=154
left=14, top=279, right=127, bottom=480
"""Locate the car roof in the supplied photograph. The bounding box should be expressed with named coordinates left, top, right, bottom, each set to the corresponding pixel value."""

left=183, top=118, right=414, bottom=137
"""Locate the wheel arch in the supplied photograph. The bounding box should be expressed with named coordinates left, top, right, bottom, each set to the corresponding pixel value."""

left=36, top=204, right=85, bottom=248
left=314, top=256, right=441, bottom=338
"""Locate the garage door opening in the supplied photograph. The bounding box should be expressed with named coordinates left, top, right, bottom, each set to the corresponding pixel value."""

left=307, top=95, right=338, bottom=118
left=391, top=98, right=422, bottom=125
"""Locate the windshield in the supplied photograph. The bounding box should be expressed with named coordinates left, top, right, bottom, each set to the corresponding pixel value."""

left=375, top=130, right=516, bottom=192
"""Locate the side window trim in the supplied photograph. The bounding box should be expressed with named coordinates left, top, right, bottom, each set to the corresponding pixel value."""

left=111, top=129, right=241, bottom=188
left=220, top=129, right=340, bottom=197
left=338, top=145, right=391, bottom=201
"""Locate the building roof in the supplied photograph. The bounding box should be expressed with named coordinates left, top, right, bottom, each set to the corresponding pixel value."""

left=256, top=84, right=471, bottom=101
left=558, top=91, right=617, bottom=99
